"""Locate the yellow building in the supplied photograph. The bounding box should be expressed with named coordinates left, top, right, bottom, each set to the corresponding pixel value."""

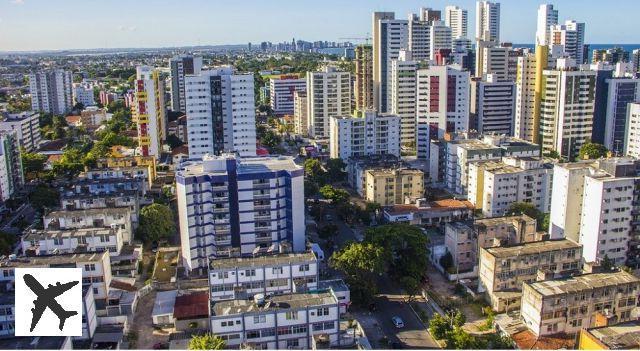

left=364, top=168, right=424, bottom=206
left=93, top=156, right=157, bottom=186
left=579, top=320, right=640, bottom=349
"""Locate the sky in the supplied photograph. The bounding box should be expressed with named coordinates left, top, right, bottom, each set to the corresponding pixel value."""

left=1, top=0, right=639, bottom=52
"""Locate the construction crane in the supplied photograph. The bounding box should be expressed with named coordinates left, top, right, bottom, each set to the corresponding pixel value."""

left=339, top=36, right=372, bottom=45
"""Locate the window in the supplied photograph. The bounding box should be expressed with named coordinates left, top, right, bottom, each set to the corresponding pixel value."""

left=93, top=288, right=99, bottom=295
left=298, top=264, right=309, bottom=272
left=317, top=307, right=329, bottom=316
left=246, top=330, right=260, bottom=339
left=285, top=311, right=298, bottom=320
left=84, top=264, right=96, bottom=272
left=272, top=267, right=283, bottom=274
left=245, top=269, right=256, bottom=277
left=253, top=315, right=266, bottom=324
left=292, top=325, right=307, bottom=334
left=286, top=339, right=299, bottom=348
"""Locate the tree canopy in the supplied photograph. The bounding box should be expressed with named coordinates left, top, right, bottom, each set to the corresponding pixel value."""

left=137, top=203, right=176, bottom=243
left=579, top=142, right=608, bottom=160
left=188, top=334, right=226, bottom=350
left=330, top=242, right=385, bottom=304
left=29, top=184, right=60, bottom=212
left=319, top=185, right=350, bottom=204
left=506, top=202, right=549, bottom=231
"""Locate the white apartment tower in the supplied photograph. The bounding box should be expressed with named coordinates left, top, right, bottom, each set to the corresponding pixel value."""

left=408, top=13, right=431, bottom=62
left=329, top=110, right=401, bottom=161
left=551, top=20, right=586, bottom=64
left=416, top=65, right=470, bottom=159
left=134, top=66, right=167, bottom=158
left=373, top=12, right=409, bottom=113
left=391, top=50, right=418, bottom=145
left=306, top=66, right=351, bottom=138
left=429, top=21, right=453, bottom=61
left=175, top=154, right=305, bottom=271
left=269, top=76, right=306, bottom=116
left=29, top=69, right=73, bottom=115
left=536, top=4, right=558, bottom=46
left=184, top=66, right=256, bottom=159
left=170, top=54, right=203, bottom=113
left=625, top=103, right=640, bottom=158
left=475, top=1, right=500, bottom=42
left=445, top=6, right=468, bottom=39
left=481, top=45, right=510, bottom=82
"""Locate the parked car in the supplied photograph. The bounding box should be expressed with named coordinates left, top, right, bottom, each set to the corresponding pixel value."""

left=391, top=316, right=404, bottom=328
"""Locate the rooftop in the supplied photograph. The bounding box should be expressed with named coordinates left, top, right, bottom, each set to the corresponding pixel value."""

left=0, top=336, right=70, bottom=350
left=317, top=279, right=349, bottom=293
left=484, top=239, right=581, bottom=259
left=174, top=291, right=209, bottom=320
left=366, top=168, right=424, bottom=177
left=178, top=154, right=301, bottom=177
left=475, top=214, right=536, bottom=227
left=212, top=291, right=336, bottom=316
left=152, top=290, right=178, bottom=317
left=0, top=252, right=107, bottom=267
left=21, top=227, right=119, bottom=242
left=526, top=270, right=640, bottom=297
left=584, top=320, right=640, bottom=349
left=384, top=199, right=474, bottom=215
left=45, top=207, right=131, bottom=219
left=209, top=251, right=316, bottom=270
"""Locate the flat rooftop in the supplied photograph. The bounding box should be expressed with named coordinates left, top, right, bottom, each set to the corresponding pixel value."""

left=178, top=154, right=301, bottom=177
left=385, top=199, right=474, bottom=215
left=22, top=227, right=118, bottom=241
left=46, top=207, right=131, bottom=218
left=584, top=320, right=640, bottom=349
left=212, top=291, right=336, bottom=316
left=526, top=271, right=640, bottom=297
left=484, top=239, right=581, bottom=259
left=475, top=215, right=535, bottom=227
left=210, top=252, right=316, bottom=270
left=0, top=252, right=107, bottom=267
left=366, top=168, right=423, bottom=177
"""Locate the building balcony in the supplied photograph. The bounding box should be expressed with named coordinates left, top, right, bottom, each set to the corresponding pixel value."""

left=213, top=207, right=229, bottom=214
left=253, top=183, right=271, bottom=190
left=253, top=193, right=271, bottom=200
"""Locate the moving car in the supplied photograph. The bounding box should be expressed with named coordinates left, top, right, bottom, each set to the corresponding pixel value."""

left=391, top=316, right=404, bottom=328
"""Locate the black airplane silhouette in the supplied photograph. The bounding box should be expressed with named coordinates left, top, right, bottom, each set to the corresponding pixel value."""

left=23, top=274, right=79, bottom=332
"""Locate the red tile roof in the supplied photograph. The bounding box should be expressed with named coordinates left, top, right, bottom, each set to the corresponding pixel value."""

left=173, top=292, right=209, bottom=320
left=109, top=280, right=137, bottom=292
left=171, top=145, right=189, bottom=156
left=511, top=330, right=575, bottom=350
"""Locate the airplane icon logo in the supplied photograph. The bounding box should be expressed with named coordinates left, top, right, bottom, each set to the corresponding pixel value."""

left=23, top=274, right=79, bottom=332
left=15, top=268, right=83, bottom=336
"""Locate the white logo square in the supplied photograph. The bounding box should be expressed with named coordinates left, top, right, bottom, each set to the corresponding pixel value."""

left=14, top=268, right=83, bottom=336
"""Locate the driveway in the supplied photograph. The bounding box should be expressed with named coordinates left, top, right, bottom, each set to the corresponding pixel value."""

left=131, top=290, right=173, bottom=349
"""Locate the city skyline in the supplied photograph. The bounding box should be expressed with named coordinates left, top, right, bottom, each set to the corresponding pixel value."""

left=2, top=0, right=640, bottom=52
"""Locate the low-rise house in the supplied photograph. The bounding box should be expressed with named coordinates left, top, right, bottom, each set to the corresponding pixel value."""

left=208, top=252, right=319, bottom=301
left=173, top=291, right=210, bottom=331
left=521, top=270, right=640, bottom=336
left=383, top=198, right=474, bottom=226
left=152, top=290, right=178, bottom=326
left=478, top=239, right=582, bottom=312
left=578, top=320, right=640, bottom=349
left=210, top=291, right=341, bottom=349
left=20, top=226, right=125, bottom=257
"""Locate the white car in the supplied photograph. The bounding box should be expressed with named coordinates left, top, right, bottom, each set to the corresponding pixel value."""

left=392, top=316, right=404, bottom=328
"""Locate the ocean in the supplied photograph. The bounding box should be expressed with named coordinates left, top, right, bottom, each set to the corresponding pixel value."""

left=513, top=44, right=640, bottom=61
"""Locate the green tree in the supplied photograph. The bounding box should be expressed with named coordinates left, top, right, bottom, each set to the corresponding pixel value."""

left=440, top=251, right=453, bottom=270
left=318, top=224, right=338, bottom=240
left=188, top=333, right=226, bottom=350
left=330, top=242, right=385, bottom=305
left=399, top=276, right=420, bottom=300
left=601, top=255, right=615, bottom=271
left=137, top=203, right=176, bottom=243
left=428, top=313, right=451, bottom=340
left=319, top=185, right=350, bottom=204
left=445, top=327, right=480, bottom=350
left=0, top=231, right=16, bottom=255
left=453, top=309, right=466, bottom=327
left=21, top=151, right=47, bottom=176
left=579, top=142, right=608, bottom=160
left=506, top=202, right=547, bottom=230
left=304, top=158, right=325, bottom=182
left=325, top=158, right=346, bottom=183
left=365, top=224, right=428, bottom=285
left=29, top=185, right=60, bottom=212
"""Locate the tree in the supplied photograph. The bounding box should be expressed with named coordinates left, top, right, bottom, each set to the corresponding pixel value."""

left=304, top=179, right=319, bottom=197
left=506, top=202, right=547, bottom=230
left=188, top=334, right=226, bottom=350
left=325, top=158, right=346, bottom=183
left=319, top=185, right=350, bottom=204
left=440, top=251, right=453, bottom=270
left=330, top=242, right=385, bottom=305
left=318, top=224, right=338, bottom=240
left=137, top=203, right=176, bottom=243
left=0, top=231, right=16, bottom=255
left=579, top=142, right=608, bottom=160
left=29, top=185, right=60, bottom=212
left=304, top=158, right=325, bottom=182
left=21, top=151, right=47, bottom=177
left=365, top=224, right=428, bottom=284
left=445, top=327, right=480, bottom=350
left=399, top=276, right=420, bottom=300
left=166, top=134, right=185, bottom=150
left=428, top=313, right=451, bottom=340
left=452, top=309, right=466, bottom=327
left=601, top=255, right=615, bottom=271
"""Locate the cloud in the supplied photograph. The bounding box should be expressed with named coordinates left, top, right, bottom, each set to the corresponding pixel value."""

left=11, top=0, right=25, bottom=5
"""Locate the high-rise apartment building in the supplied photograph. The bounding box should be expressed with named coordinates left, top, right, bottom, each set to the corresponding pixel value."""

left=269, top=75, right=306, bottom=116
left=372, top=12, right=408, bottom=113
left=539, top=59, right=596, bottom=160
left=536, top=4, right=558, bottom=46
left=480, top=45, right=510, bottom=82
left=355, top=45, right=374, bottom=111
left=416, top=64, right=470, bottom=159
left=306, top=66, right=351, bottom=138
left=29, top=69, right=73, bottom=115
left=175, top=154, right=305, bottom=271
left=391, top=50, right=418, bottom=145
left=184, top=66, right=256, bottom=159
left=72, top=82, right=96, bottom=107
left=170, top=54, right=203, bottom=113
left=475, top=1, right=500, bottom=42
left=470, top=74, right=515, bottom=135
left=329, top=110, right=401, bottom=160
left=133, top=66, right=167, bottom=158
left=445, top=6, right=468, bottom=39
left=408, top=13, right=431, bottom=62
left=625, top=103, right=640, bottom=158
left=0, top=111, right=42, bottom=152
left=0, top=131, right=23, bottom=202
left=429, top=21, right=453, bottom=61
left=603, top=77, right=640, bottom=154
left=293, top=90, right=308, bottom=136
left=551, top=20, right=586, bottom=64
